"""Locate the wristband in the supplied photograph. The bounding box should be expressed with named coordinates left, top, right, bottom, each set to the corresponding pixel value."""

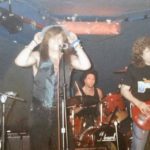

left=71, top=39, right=80, bottom=48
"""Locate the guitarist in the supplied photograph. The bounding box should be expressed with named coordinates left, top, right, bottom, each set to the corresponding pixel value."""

left=121, top=36, right=150, bottom=150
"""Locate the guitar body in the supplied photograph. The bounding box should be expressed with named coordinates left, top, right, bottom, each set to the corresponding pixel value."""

left=132, top=100, right=150, bottom=130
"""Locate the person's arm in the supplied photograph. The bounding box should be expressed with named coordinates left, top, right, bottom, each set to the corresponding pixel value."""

left=15, top=32, right=42, bottom=67
left=68, top=32, right=91, bottom=70
left=121, top=84, right=150, bottom=116
left=97, top=88, right=103, bottom=101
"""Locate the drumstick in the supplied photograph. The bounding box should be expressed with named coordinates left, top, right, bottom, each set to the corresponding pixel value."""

left=75, top=81, right=82, bottom=96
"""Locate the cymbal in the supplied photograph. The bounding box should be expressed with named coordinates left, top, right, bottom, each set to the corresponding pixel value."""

left=67, top=95, right=100, bottom=108
left=115, top=110, right=128, bottom=122
left=114, top=66, right=128, bottom=73
left=107, top=110, right=128, bottom=123
left=67, top=96, right=83, bottom=107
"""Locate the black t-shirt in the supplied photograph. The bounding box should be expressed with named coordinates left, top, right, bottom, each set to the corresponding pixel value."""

left=122, top=64, right=150, bottom=101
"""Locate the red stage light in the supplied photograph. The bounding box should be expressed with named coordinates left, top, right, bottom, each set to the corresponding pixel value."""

left=58, top=21, right=121, bottom=35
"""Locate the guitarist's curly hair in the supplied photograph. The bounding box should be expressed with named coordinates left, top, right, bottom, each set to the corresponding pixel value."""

left=132, top=36, right=150, bottom=67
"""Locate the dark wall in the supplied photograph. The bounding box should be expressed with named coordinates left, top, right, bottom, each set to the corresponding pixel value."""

left=0, top=39, right=33, bottom=132
left=72, top=19, right=150, bottom=95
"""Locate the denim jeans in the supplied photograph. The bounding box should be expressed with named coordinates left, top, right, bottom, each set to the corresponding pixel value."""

left=131, top=123, right=149, bottom=150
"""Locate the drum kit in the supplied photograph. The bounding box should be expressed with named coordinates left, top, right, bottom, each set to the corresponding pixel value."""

left=67, top=92, right=131, bottom=150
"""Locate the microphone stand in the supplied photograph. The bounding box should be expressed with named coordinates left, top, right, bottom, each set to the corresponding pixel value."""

left=60, top=51, right=69, bottom=150
left=0, top=92, right=25, bottom=150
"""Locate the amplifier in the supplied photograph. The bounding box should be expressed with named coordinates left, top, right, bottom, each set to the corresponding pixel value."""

left=6, top=132, right=30, bottom=150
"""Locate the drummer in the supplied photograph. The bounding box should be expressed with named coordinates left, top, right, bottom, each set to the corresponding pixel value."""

left=75, top=69, right=104, bottom=127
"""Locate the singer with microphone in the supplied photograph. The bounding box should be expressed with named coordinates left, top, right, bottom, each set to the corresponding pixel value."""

left=15, top=25, right=91, bottom=150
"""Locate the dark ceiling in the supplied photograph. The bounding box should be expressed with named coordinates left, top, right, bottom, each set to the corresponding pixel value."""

left=1, top=0, right=150, bottom=25
left=27, top=0, right=150, bottom=17
left=30, top=0, right=150, bottom=16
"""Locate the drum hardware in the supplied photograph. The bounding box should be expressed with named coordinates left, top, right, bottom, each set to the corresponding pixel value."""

left=0, top=91, right=25, bottom=150
left=109, top=108, right=123, bottom=150
left=70, top=108, right=75, bottom=135
left=98, top=101, right=104, bottom=127
left=114, top=121, right=119, bottom=150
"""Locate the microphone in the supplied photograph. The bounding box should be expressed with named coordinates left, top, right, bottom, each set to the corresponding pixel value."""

left=59, top=43, right=69, bottom=52
left=5, top=91, right=17, bottom=97
left=62, top=43, right=69, bottom=50
left=0, top=91, right=25, bottom=102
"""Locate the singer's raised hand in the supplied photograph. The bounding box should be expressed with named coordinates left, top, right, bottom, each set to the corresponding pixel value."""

left=33, top=32, right=43, bottom=45
left=67, top=32, right=79, bottom=47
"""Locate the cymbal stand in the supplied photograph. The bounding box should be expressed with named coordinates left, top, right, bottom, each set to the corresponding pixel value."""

left=70, top=109, right=75, bottom=135
left=114, top=121, right=119, bottom=150
left=99, top=101, right=103, bottom=126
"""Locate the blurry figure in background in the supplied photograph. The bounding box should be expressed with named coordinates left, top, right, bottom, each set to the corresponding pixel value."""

left=121, top=36, right=150, bottom=150
left=75, top=69, right=104, bottom=128
left=15, top=25, right=91, bottom=150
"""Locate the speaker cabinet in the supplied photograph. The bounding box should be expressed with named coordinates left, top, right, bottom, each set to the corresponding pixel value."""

left=6, top=132, right=30, bottom=150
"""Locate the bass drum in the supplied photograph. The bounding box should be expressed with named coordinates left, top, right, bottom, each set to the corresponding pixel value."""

left=78, top=125, right=127, bottom=150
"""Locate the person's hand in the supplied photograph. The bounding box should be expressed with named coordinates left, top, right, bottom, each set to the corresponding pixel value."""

left=138, top=101, right=150, bottom=116
left=67, top=32, right=78, bottom=43
left=33, top=32, right=43, bottom=45
left=67, top=32, right=80, bottom=49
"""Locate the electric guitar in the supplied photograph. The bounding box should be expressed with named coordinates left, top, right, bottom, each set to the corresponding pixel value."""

left=131, top=100, right=150, bottom=130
